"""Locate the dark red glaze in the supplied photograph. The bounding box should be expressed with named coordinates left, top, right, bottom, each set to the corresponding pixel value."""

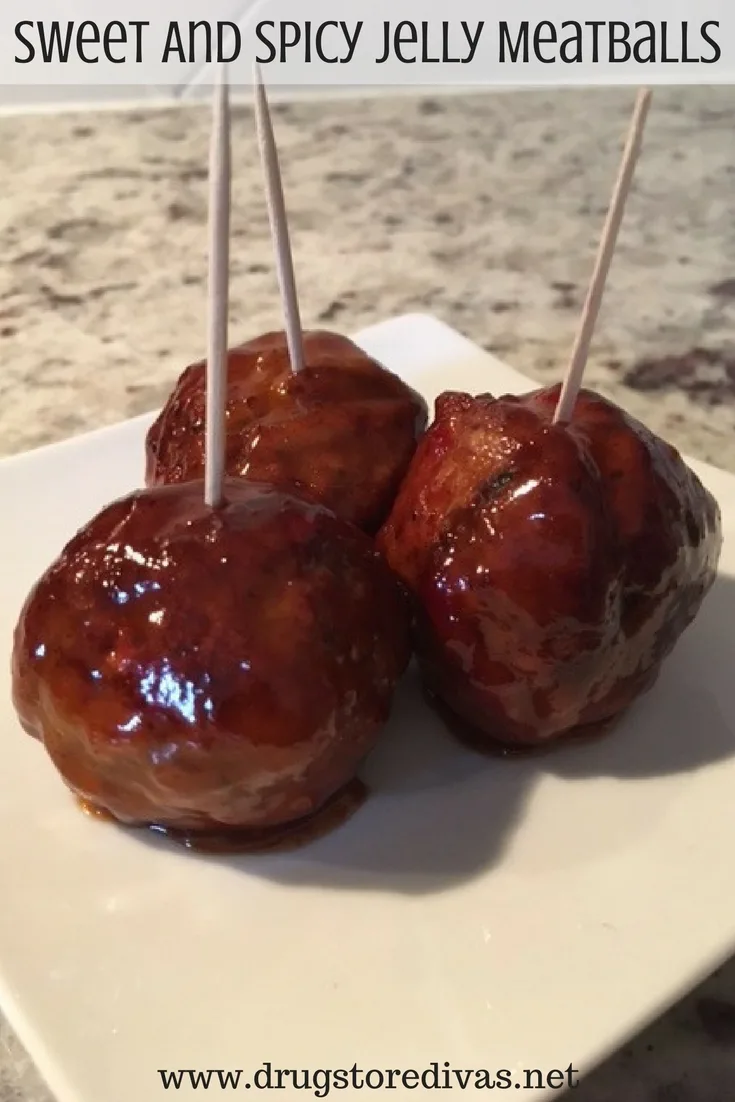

left=145, top=330, right=428, bottom=534
left=12, top=480, right=411, bottom=840
left=377, top=385, right=722, bottom=750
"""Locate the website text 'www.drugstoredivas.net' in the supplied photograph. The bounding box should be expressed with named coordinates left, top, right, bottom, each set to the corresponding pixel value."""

left=158, top=1062, right=581, bottom=1094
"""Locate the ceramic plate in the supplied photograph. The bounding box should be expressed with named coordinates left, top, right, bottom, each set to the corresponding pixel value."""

left=1, top=314, right=734, bottom=1102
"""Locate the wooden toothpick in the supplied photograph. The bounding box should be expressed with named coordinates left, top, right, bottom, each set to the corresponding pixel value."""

left=553, top=88, right=652, bottom=424
left=253, top=63, right=305, bottom=374
left=204, top=65, right=231, bottom=508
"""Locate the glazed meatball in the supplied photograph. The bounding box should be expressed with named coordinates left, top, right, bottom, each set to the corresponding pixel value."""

left=145, top=330, right=428, bottom=534
left=13, top=480, right=411, bottom=843
left=377, top=385, right=722, bottom=750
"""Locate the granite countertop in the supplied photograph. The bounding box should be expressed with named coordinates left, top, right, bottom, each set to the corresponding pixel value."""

left=2, top=85, right=735, bottom=1101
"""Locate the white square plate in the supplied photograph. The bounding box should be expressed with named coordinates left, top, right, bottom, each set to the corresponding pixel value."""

left=2, top=313, right=734, bottom=1102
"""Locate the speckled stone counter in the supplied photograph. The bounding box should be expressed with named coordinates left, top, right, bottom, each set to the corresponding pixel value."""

left=2, top=86, right=735, bottom=1102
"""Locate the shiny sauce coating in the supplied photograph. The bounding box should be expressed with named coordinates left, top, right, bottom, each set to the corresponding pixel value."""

left=145, top=330, right=428, bottom=534
left=377, top=386, right=722, bottom=749
left=13, top=480, right=411, bottom=840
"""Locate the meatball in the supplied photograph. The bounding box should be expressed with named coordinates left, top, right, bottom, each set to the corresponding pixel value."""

left=13, top=480, right=411, bottom=843
left=145, top=329, right=428, bottom=534
left=377, top=385, right=722, bottom=750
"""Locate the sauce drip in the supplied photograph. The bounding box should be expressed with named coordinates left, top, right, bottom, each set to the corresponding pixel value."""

left=77, top=778, right=367, bottom=855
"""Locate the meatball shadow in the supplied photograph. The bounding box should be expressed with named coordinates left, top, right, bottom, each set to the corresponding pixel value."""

left=231, top=662, right=534, bottom=894
left=233, top=576, right=735, bottom=893
left=123, top=660, right=535, bottom=895
left=127, top=578, right=735, bottom=895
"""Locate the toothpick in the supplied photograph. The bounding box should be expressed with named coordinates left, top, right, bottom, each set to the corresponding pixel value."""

left=553, top=89, right=652, bottom=424
left=204, top=65, right=231, bottom=508
left=253, top=63, right=305, bottom=374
